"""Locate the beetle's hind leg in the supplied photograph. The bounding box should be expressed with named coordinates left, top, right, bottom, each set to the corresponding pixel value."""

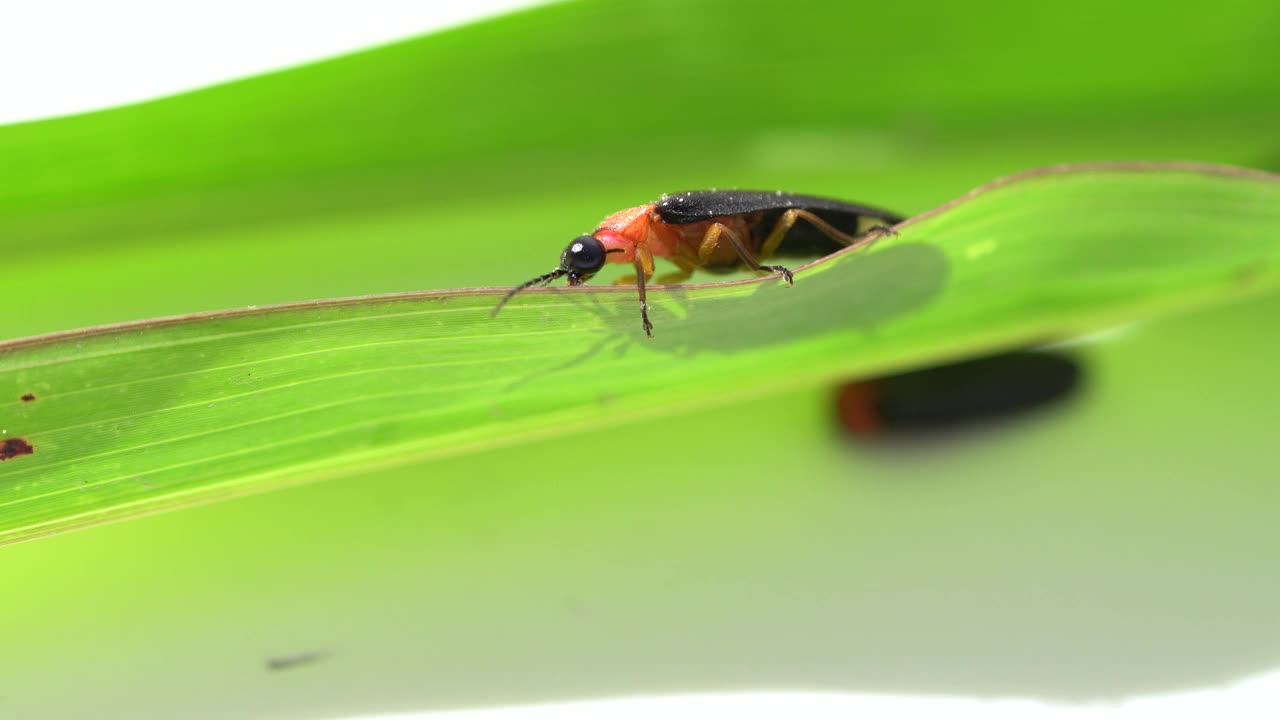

left=700, top=223, right=794, bottom=286
left=759, top=208, right=897, bottom=258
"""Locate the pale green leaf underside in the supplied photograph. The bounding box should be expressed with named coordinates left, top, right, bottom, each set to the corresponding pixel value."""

left=2, top=162, right=1278, bottom=545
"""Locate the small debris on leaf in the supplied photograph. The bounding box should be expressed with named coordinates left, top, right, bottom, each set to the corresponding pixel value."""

left=1, top=437, right=35, bottom=460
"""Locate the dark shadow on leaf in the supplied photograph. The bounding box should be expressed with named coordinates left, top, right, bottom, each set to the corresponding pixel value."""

left=504, top=334, right=615, bottom=392
left=644, top=242, right=949, bottom=354
left=506, top=243, right=949, bottom=391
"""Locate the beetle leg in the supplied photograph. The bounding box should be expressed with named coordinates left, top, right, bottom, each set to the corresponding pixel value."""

left=635, top=244, right=656, bottom=277
left=758, top=209, right=801, bottom=258
left=760, top=208, right=896, bottom=258
left=633, top=256, right=654, bottom=337
left=702, top=222, right=794, bottom=286
left=600, top=269, right=657, bottom=334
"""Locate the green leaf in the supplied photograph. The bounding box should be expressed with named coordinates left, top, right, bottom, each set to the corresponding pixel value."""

left=4, top=2, right=1280, bottom=716
left=3, top=162, right=1277, bottom=546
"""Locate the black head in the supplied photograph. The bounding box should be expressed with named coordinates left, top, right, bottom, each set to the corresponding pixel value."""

left=491, top=234, right=622, bottom=318
left=560, top=234, right=608, bottom=285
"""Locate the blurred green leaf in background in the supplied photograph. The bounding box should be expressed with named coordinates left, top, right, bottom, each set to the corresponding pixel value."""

left=2, top=0, right=1279, bottom=717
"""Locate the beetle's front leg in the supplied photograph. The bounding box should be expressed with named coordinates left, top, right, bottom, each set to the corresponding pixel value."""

left=632, top=260, right=654, bottom=338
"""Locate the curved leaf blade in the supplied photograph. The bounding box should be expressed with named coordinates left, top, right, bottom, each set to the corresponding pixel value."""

left=2, top=162, right=1278, bottom=545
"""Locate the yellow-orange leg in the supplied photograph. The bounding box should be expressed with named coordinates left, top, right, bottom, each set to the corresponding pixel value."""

left=699, top=223, right=794, bottom=285
left=606, top=248, right=657, bottom=336
left=632, top=255, right=654, bottom=337
left=759, top=208, right=897, bottom=259
left=609, top=249, right=657, bottom=336
left=617, top=245, right=655, bottom=337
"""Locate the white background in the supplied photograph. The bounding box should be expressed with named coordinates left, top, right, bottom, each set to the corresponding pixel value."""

left=2, top=2, right=1276, bottom=718
left=0, top=1, right=537, bottom=125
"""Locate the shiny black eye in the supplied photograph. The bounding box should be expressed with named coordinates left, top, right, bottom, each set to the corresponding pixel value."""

left=561, top=235, right=607, bottom=275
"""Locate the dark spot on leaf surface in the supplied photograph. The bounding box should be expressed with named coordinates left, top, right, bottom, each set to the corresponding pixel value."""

left=21, top=393, right=36, bottom=402
left=1, top=437, right=35, bottom=460
left=266, top=650, right=327, bottom=672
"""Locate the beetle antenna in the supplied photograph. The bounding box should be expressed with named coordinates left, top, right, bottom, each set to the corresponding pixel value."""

left=491, top=268, right=567, bottom=317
